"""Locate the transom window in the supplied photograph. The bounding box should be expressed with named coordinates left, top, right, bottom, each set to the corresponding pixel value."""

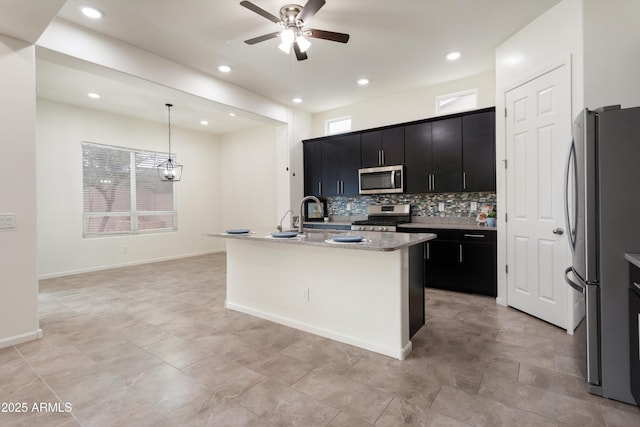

left=325, top=116, right=352, bottom=135
left=82, top=142, right=177, bottom=237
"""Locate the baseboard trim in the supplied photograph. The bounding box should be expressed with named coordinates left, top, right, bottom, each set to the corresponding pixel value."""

left=226, top=301, right=412, bottom=360
left=0, top=328, right=42, bottom=349
left=38, top=250, right=225, bottom=280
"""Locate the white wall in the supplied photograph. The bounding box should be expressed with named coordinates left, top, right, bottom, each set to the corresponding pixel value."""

left=0, top=35, right=40, bottom=348
left=494, top=0, right=584, bottom=305
left=583, top=0, right=640, bottom=109
left=219, top=125, right=279, bottom=231
left=37, top=100, right=224, bottom=278
left=311, top=71, right=496, bottom=137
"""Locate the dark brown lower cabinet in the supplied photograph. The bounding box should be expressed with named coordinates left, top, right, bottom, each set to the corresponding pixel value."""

left=401, top=228, right=497, bottom=297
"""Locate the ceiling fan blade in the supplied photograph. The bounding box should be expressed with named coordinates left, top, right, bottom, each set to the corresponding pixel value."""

left=293, top=41, right=308, bottom=61
left=244, top=31, right=281, bottom=45
left=297, top=0, right=325, bottom=23
left=306, top=29, right=350, bottom=43
left=239, top=1, right=280, bottom=23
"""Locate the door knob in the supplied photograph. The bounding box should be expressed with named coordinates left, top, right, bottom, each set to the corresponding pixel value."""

left=553, top=228, right=564, bottom=235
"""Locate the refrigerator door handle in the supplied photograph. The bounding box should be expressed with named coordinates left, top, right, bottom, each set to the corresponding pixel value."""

left=564, top=266, right=585, bottom=294
left=563, top=140, right=578, bottom=254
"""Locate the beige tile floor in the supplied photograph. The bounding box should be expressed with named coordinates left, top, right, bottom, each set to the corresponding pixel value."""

left=1, top=253, right=639, bottom=426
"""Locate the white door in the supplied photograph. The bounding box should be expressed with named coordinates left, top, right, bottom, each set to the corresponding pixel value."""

left=505, top=64, right=572, bottom=329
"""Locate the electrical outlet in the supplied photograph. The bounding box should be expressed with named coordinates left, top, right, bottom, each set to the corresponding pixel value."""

left=471, top=202, right=478, bottom=211
left=301, top=287, right=310, bottom=302
left=0, top=213, right=16, bottom=229
left=346, top=203, right=351, bottom=211
left=123, top=246, right=128, bottom=254
left=438, top=203, right=445, bottom=212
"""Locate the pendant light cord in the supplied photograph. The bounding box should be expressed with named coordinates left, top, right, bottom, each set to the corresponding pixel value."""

left=166, top=103, right=173, bottom=161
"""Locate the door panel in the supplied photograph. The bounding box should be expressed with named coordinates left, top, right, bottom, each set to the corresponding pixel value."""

left=505, top=64, right=572, bottom=329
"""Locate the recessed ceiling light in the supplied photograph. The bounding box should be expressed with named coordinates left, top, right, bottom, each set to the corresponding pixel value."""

left=292, top=97, right=302, bottom=104
left=229, top=112, right=236, bottom=117
left=200, top=120, right=209, bottom=125
left=81, top=6, right=104, bottom=19
left=87, top=92, right=101, bottom=99
left=357, top=78, right=370, bottom=86
left=446, top=51, right=461, bottom=61
left=218, top=65, right=231, bottom=73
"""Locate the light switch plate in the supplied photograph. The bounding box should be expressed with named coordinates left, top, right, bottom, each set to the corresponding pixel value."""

left=0, top=213, right=16, bottom=229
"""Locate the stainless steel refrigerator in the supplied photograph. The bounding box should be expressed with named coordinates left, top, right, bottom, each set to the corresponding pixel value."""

left=564, top=105, right=640, bottom=404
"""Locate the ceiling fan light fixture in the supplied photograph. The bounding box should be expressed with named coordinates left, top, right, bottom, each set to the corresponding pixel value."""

left=296, top=35, right=311, bottom=52
left=278, top=28, right=295, bottom=53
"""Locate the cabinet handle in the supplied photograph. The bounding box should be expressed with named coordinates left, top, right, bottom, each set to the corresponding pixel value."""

left=318, top=182, right=322, bottom=195
left=426, top=242, right=430, bottom=260
left=337, top=181, right=340, bottom=194
left=464, top=234, right=485, bottom=238
left=432, top=174, right=436, bottom=191
left=459, top=244, right=463, bottom=263
left=341, top=181, right=344, bottom=194
left=429, top=175, right=433, bottom=191
left=463, top=172, right=466, bottom=190
left=381, top=150, right=385, bottom=165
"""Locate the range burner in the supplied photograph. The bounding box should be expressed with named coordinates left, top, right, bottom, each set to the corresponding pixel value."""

left=351, top=204, right=411, bottom=232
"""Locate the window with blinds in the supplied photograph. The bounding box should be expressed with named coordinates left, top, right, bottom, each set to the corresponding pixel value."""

left=82, top=142, right=177, bottom=237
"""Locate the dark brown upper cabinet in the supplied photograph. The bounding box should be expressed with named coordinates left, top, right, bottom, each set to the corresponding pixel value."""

left=360, top=127, right=404, bottom=168
left=462, top=111, right=496, bottom=192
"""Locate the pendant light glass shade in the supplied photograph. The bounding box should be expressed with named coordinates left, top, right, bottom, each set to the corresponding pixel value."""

left=157, top=103, right=183, bottom=181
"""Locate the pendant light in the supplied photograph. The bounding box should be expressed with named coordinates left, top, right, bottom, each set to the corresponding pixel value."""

left=157, top=103, right=183, bottom=181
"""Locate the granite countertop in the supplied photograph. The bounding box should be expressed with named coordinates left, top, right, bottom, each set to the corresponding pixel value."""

left=626, top=253, right=640, bottom=268
left=208, top=229, right=436, bottom=252
left=398, top=223, right=496, bottom=231
left=306, top=217, right=496, bottom=231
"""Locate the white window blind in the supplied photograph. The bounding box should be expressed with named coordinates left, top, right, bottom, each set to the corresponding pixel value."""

left=82, top=142, right=177, bottom=237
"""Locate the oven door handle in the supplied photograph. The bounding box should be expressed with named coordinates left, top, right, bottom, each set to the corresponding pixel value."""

left=564, top=266, right=585, bottom=294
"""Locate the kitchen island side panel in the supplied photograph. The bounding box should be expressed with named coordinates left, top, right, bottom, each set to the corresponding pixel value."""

left=224, top=239, right=410, bottom=359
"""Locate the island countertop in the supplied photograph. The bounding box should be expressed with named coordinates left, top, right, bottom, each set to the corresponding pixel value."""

left=626, top=253, right=640, bottom=268
left=208, top=229, right=435, bottom=252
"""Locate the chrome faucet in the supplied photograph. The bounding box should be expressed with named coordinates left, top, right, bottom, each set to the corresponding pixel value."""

left=299, top=196, right=324, bottom=233
left=277, top=209, right=294, bottom=232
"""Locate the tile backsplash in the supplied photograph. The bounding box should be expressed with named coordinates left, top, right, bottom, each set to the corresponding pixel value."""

left=327, top=192, right=496, bottom=218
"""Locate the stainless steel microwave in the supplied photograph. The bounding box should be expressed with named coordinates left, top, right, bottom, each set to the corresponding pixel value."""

left=358, top=165, right=404, bottom=194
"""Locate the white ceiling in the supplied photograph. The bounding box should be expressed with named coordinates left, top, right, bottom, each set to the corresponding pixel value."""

left=27, top=0, right=562, bottom=134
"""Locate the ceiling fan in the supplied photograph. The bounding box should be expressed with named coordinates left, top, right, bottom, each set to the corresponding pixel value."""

left=240, top=0, right=350, bottom=61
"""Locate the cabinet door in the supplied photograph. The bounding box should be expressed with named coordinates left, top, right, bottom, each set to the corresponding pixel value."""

left=360, top=130, right=381, bottom=168
left=432, top=117, right=463, bottom=192
left=321, top=139, right=341, bottom=196
left=459, top=241, right=495, bottom=296
left=463, top=111, right=496, bottom=192
left=303, top=141, right=323, bottom=196
left=427, top=240, right=460, bottom=290
left=381, top=127, right=405, bottom=166
left=404, top=122, right=432, bottom=194
left=339, top=134, right=362, bottom=196
left=459, top=231, right=497, bottom=296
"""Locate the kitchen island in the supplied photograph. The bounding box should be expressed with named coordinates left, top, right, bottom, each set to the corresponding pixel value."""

left=210, top=229, right=435, bottom=360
